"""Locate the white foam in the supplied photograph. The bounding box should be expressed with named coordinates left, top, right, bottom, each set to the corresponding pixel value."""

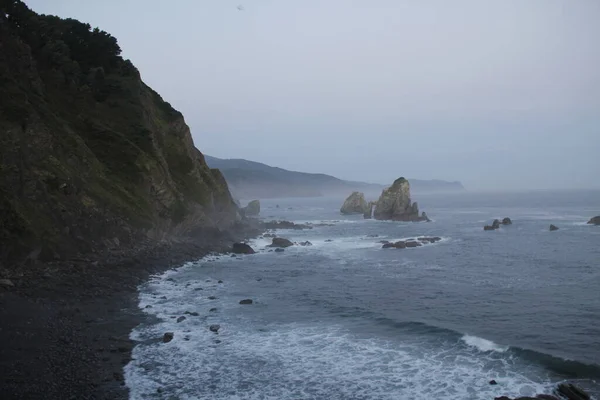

left=126, top=319, right=551, bottom=400
left=461, top=334, right=509, bottom=353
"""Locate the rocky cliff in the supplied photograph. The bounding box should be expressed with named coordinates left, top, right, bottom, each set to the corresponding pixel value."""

left=373, top=177, right=427, bottom=221
left=0, top=2, right=239, bottom=267
left=340, top=192, right=369, bottom=215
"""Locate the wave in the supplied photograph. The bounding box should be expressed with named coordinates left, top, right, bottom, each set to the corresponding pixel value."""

left=461, top=334, right=509, bottom=352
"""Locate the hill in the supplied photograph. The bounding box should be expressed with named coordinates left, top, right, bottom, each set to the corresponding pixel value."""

left=205, top=155, right=465, bottom=199
left=0, top=2, right=239, bottom=266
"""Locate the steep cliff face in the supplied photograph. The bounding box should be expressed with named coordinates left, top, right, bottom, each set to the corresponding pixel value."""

left=340, top=192, right=368, bottom=215
left=0, top=2, right=238, bottom=266
left=373, top=177, right=426, bottom=221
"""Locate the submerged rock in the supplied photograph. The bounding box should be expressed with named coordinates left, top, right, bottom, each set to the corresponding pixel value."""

left=382, top=243, right=396, bottom=249
left=340, top=192, right=369, bottom=215
left=239, top=299, right=253, bottom=305
left=489, top=379, right=498, bottom=385
left=176, top=316, right=186, bottom=323
left=373, top=177, right=428, bottom=221
left=163, top=332, right=174, bottom=343
left=243, top=200, right=260, bottom=216
left=549, top=224, right=559, bottom=231
left=274, top=248, right=285, bottom=253
left=268, top=238, right=294, bottom=248
left=299, top=241, right=313, bottom=246
left=209, top=324, right=221, bottom=334
left=502, top=217, right=512, bottom=225
left=587, top=216, right=600, bottom=225
left=232, top=242, right=255, bottom=254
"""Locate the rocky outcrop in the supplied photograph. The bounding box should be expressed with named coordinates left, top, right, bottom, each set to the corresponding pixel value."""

left=363, top=201, right=376, bottom=219
left=587, top=216, right=600, bottom=225
left=373, top=178, right=427, bottom=221
left=268, top=238, right=293, bottom=248
left=484, top=219, right=501, bottom=231
left=502, top=217, right=512, bottom=225
left=549, top=224, right=559, bottom=231
left=243, top=200, right=260, bottom=216
left=232, top=243, right=255, bottom=254
left=381, top=237, right=441, bottom=249
left=262, top=220, right=312, bottom=230
left=496, top=382, right=590, bottom=400
left=0, top=2, right=240, bottom=267
left=340, top=192, right=368, bottom=215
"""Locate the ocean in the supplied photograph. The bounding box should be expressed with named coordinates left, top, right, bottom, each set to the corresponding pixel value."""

left=124, top=190, right=600, bottom=399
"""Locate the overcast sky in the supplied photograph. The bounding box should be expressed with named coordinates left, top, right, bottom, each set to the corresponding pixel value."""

left=28, top=0, right=599, bottom=190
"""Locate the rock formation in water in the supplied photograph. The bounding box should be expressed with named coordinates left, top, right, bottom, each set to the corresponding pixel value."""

left=0, top=2, right=239, bottom=266
left=340, top=192, right=369, bottom=215
left=549, top=224, right=559, bottom=231
left=587, top=216, right=600, bottom=225
left=363, top=201, right=376, bottom=219
left=502, top=217, right=512, bottom=225
left=484, top=219, right=501, bottom=231
left=373, top=178, right=427, bottom=221
left=243, top=200, right=260, bottom=216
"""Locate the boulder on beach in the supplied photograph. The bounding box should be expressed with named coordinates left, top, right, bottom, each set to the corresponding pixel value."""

left=243, top=200, right=260, bottom=216
left=373, top=177, right=428, bottom=221
left=268, top=237, right=293, bottom=248
left=340, top=192, right=369, bottom=215
left=502, top=217, right=512, bottom=225
left=232, top=243, right=255, bottom=254
left=587, top=216, right=600, bottom=225
left=549, top=224, right=559, bottom=231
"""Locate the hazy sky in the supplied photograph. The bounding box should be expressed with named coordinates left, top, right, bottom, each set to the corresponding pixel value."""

left=28, top=0, right=599, bottom=190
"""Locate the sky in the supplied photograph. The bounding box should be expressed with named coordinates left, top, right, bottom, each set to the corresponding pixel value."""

left=27, top=0, right=600, bottom=190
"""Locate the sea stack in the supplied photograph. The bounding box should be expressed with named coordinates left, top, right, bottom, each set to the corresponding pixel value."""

left=340, top=192, right=369, bottom=215
left=373, top=177, right=428, bottom=221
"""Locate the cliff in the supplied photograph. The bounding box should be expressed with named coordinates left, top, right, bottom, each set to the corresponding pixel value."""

left=0, top=2, right=239, bottom=266
left=373, top=177, right=427, bottom=221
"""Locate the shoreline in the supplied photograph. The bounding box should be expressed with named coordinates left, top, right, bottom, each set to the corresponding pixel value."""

left=0, top=223, right=261, bottom=400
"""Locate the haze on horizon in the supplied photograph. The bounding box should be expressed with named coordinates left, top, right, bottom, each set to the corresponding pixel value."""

left=27, top=0, right=600, bottom=191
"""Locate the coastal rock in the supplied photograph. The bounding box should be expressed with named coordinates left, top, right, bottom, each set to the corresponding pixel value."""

left=340, top=192, right=369, bottom=215
left=382, top=243, right=396, bottom=249
left=209, top=324, right=221, bottom=334
left=373, top=177, right=428, bottom=221
left=232, top=242, right=255, bottom=254
left=549, top=224, right=559, bottom=231
left=299, top=241, right=313, bottom=246
left=275, top=248, right=285, bottom=253
left=262, top=220, right=312, bottom=230
left=243, top=200, right=260, bottom=216
left=484, top=219, right=501, bottom=231
left=163, top=332, right=174, bottom=343
left=421, top=211, right=431, bottom=222
left=176, top=316, right=186, bottom=323
left=239, top=299, right=253, bottom=305
left=405, top=241, right=421, bottom=248
left=268, top=238, right=293, bottom=248
left=587, top=216, right=600, bottom=225
left=502, top=217, right=512, bottom=225
left=363, top=201, right=376, bottom=219
left=489, top=380, right=498, bottom=385
left=418, top=237, right=442, bottom=243
left=0, top=279, right=14, bottom=287
left=556, top=383, right=591, bottom=400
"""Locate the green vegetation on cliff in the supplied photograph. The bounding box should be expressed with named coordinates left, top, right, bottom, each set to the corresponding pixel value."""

left=0, top=1, right=238, bottom=265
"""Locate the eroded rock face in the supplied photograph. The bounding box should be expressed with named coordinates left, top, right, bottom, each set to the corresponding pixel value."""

left=243, top=200, right=260, bottom=216
left=373, top=178, right=427, bottom=221
left=587, top=216, right=600, bottom=225
left=340, top=192, right=369, bottom=215
left=363, top=201, right=376, bottom=219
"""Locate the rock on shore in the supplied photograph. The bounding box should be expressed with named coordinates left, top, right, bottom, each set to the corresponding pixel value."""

left=587, top=216, right=600, bottom=225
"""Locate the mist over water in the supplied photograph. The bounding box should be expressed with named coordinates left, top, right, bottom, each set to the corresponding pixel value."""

left=126, top=190, right=600, bottom=399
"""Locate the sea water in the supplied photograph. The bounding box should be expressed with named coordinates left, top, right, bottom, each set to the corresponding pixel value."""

left=125, top=190, right=600, bottom=399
